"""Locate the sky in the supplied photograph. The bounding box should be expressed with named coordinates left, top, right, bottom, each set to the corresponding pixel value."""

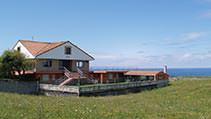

left=0, top=0, right=211, bottom=68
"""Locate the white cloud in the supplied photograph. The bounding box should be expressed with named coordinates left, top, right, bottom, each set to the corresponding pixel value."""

left=91, top=52, right=154, bottom=68
left=137, top=51, right=145, bottom=54
left=153, top=52, right=211, bottom=62
left=201, top=11, right=211, bottom=18
left=164, top=31, right=208, bottom=46
left=90, top=51, right=211, bottom=68
left=91, top=35, right=211, bottom=68
left=182, top=32, right=206, bottom=42
left=91, top=51, right=211, bottom=68
left=93, top=53, right=117, bottom=60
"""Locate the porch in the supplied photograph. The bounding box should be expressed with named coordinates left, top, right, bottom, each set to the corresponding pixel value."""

left=32, top=59, right=89, bottom=83
left=35, top=59, right=89, bottom=73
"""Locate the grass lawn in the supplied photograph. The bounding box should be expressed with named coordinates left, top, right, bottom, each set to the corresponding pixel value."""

left=0, top=77, right=211, bottom=119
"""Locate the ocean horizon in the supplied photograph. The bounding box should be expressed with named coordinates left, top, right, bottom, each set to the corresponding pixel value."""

left=90, top=67, right=211, bottom=77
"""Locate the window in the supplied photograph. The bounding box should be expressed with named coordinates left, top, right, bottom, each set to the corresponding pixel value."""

left=76, top=61, right=84, bottom=68
left=108, top=73, right=113, bottom=80
left=141, top=76, right=147, bottom=80
left=17, top=47, right=21, bottom=52
left=59, top=61, right=64, bottom=70
left=149, top=76, right=154, bottom=80
left=65, top=47, right=71, bottom=55
left=42, top=60, right=52, bottom=67
left=42, top=75, right=49, bottom=82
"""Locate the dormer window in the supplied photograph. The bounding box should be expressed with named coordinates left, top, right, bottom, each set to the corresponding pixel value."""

left=17, top=47, right=21, bottom=52
left=65, top=46, right=71, bottom=55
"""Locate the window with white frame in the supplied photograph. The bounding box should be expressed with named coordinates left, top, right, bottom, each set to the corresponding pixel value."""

left=76, top=61, right=84, bottom=68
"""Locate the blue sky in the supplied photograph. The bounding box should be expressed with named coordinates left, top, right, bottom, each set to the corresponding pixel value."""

left=0, top=0, right=211, bottom=68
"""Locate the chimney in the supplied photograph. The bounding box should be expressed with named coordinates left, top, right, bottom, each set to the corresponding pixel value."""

left=163, top=65, right=167, bottom=73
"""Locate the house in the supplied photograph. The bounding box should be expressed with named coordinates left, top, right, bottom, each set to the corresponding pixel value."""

left=13, top=40, right=94, bottom=83
left=90, top=70, right=169, bottom=84
left=124, top=70, right=169, bottom=81
left=90, top=70, right=127, bottom=83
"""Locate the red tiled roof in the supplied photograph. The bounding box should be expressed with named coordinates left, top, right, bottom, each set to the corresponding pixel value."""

left=124, top=71, right=162, bottom=76
left=19, top=40, right=66, bottom=56
left=92, top=70, right=128, bottom=74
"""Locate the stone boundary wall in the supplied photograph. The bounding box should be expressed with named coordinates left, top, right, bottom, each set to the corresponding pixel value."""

left=0, top=79, right=39, bottom=94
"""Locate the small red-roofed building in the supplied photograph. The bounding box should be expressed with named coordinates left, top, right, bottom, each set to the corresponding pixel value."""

left=90, top=70, right=169, bottom=84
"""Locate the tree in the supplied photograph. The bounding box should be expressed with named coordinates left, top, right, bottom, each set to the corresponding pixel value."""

left=0, top=50, right=33, bottom=79
left=0, top=56, right=3, bottom=79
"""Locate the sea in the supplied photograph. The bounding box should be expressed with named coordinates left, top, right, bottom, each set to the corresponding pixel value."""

left=164, top=68, right=211, bottom=77
left=90, top=67, right=211, bottom=77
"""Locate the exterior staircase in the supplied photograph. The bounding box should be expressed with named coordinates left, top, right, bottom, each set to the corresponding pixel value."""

left=59, top=67, right=86, bottom=87
left=80, top=70, right=98, bottom=84
left=52, top=67, right=98, bottom=87
left=53, top=76, right=67, bottom=85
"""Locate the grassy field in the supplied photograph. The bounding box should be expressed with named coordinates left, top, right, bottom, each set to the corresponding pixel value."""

left=0, top=78, right=211, bottom=119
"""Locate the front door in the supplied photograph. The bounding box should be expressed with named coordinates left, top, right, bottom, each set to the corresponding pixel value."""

left=59, top=60, right=72, bottom=71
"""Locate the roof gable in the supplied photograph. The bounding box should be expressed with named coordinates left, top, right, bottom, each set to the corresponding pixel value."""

left=13, top=40, right=94, bottom=61
left=36, top=41, right=94, bottom=60
left=19, top=40, right=65, bottom=56
left=13, top=40, right=35, bottom=58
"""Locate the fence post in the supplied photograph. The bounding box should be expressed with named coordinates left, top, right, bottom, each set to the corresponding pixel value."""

left=37, top=80, right=40, bottom=94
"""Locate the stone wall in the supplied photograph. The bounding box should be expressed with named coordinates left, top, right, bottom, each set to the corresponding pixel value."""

left=0, top=79, right=39, bottom=94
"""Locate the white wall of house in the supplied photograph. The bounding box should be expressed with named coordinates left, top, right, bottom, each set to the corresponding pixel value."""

left=13, top=41, right=35, bottom=58
left=36, top=42, right=94, bottom=61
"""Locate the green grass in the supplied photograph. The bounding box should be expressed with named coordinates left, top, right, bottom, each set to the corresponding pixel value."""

left=0, top=78, right=211, bottom=119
